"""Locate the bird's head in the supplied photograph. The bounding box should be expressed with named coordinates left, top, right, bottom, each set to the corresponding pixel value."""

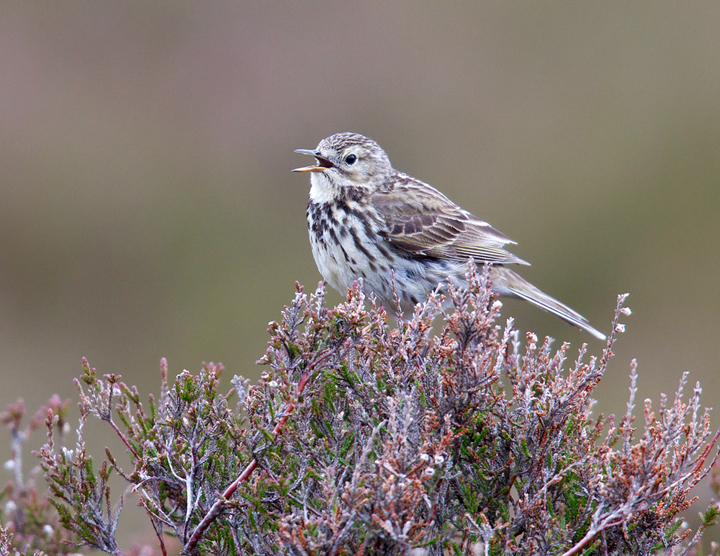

left=293, top=133, right=392, bottom=202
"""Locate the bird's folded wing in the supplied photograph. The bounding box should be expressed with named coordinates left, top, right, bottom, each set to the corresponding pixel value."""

left=371, top=178, right=529, bottom=266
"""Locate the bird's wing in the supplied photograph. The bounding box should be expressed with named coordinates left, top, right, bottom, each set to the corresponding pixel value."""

left=370, top=175, right=529, bottom=266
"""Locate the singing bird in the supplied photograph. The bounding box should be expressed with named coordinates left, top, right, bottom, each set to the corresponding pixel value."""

left=294, top=132, right=605, bottom=340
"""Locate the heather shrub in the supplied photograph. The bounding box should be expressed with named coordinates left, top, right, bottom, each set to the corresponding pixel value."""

left=1, top=396, right=76, bottom=556
left=2, top=266, right=719, bottom=555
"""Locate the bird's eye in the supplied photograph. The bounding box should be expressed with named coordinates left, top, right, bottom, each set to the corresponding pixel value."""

left=345, top=154, right=357, bottom=165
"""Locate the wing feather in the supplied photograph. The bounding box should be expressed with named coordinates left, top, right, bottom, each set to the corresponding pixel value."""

left=371, top=174, right=529, bottom=266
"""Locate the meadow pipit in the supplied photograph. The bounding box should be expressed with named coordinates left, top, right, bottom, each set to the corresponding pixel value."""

left=293, top=132, right=605, bottom=340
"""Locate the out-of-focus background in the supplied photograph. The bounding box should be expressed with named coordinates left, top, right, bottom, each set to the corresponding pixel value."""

left=1, top=1, right=719, bottom=550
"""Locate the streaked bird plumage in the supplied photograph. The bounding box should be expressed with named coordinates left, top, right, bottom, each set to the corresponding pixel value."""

left=293, top=132, right=605, bottom=340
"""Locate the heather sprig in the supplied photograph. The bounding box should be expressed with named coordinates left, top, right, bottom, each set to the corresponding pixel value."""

left=0, top=395, right=76, bottom=556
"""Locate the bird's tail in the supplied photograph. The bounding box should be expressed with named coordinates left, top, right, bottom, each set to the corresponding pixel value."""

left=489, top=266, right=606, bottom=340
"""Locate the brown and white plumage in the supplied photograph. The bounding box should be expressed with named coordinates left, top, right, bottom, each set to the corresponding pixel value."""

left=294, top=132, right=606, bottom=340
left=370, top=176, right=528, bottom=266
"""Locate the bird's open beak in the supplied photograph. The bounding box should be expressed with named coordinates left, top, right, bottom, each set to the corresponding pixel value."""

left=292, top=149, right=335, bottom=173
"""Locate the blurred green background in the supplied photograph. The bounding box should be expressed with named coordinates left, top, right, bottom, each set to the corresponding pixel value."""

left=1, top=1, right=719, bottom=551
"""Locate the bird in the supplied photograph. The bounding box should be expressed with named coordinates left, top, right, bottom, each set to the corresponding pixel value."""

left=293, top=132, right=606, bottom=340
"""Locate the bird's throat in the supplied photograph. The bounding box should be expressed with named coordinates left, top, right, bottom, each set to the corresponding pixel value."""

left=308, top=172, right=340, bottom=204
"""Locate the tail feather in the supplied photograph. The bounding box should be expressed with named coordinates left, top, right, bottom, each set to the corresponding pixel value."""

left=489, top=267, right=606, bottom=341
